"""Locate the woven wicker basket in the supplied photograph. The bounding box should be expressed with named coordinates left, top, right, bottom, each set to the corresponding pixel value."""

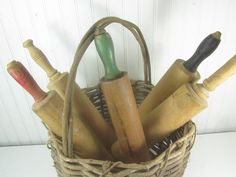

left=47, top=17, right=196, bottom=177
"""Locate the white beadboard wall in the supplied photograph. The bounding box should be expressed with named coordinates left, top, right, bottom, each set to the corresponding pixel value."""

left=0, top=0, right=236, bottom=146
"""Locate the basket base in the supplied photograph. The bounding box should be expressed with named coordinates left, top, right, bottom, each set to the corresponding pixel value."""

left=48, top=121, right=196, bottom=177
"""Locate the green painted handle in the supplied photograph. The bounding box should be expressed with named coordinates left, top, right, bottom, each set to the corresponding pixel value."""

left=94, top=31, right=121, bottom=80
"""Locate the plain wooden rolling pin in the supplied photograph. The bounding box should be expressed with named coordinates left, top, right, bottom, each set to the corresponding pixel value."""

left=7, top=60, right=113, bottom=160
left=139, top=31, right=221, bottom=120
left=94, top=30, right=150, bottom=162
left=23, top=39, right=116, bottom=149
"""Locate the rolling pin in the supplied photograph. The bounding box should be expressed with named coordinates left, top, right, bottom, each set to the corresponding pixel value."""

left=94, top=30, right=150, bottom=162
left=139, top=31, right=221, bottom=120
left=142, top=54, right=236, bottom=145
left=23, top=39, right=116, bottom=149
left=7, top=60, right=113, bottom=160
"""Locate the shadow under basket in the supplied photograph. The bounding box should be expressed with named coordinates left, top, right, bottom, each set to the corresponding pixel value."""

left=47, top=80, right=196, bottom=177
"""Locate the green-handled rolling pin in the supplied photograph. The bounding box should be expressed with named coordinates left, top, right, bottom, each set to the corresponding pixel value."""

left=94, top=30, right=150, bottom=162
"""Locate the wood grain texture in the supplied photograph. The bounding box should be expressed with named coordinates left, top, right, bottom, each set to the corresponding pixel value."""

left=23, top=39, right=116, bottom=149
left=139, top=59, right=200, bottom=119
left=203, top=55, right=236, bottom=91
left=7, top=60, right=113, bottom=160
left=102, top=73, right=150, bottom=162
left=33, top=91, right=113, bottom=160
left=143, top=83, right=207, bottom=146
left=1, top=0, right=236, bottom=146
left=7, top=61, right=47, bottom=102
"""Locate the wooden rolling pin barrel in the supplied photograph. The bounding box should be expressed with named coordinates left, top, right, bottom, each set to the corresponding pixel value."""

left=94, top=30, right=150, bottom=162
left=23, top=39, right=116, bottom=150
left=7, top=61, right=113, bottom=160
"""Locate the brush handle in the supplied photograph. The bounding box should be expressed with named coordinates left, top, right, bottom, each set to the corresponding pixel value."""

left=23, top=39, right=58, bottom=78
left=94, top=30, right=121, bottom=80
left=7, top=61, right=47, bottom=102
left=184, top=31, right=221, bottom=72
left=203, top=55, right=236, bottom=91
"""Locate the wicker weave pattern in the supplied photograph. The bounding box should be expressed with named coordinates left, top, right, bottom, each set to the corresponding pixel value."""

left=48, top=81, right=196, bottom=177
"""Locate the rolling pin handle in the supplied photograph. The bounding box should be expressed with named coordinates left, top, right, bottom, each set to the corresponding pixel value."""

left=94, top=30, right=121, bottom=80
left=7, top=60, right=47, bottom=102
left=23, top=39, right=58, bottom=78
left=184, top=31, right=221, bottom=72
left=203, top=55, right=236, bottom=91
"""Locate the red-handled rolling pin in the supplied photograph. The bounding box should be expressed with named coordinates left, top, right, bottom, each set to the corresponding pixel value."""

left=7, top=60, right=113, bottom=160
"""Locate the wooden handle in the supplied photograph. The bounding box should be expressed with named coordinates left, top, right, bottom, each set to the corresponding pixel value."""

left=203, top=55, right=236, bottom=91
left=7, top=60, right=47, bottom=102
left=183, top=31, right=221, bottom=72
left=94, top=30, right=121, bottom=80
left=23, top=39, right=57, bottom=78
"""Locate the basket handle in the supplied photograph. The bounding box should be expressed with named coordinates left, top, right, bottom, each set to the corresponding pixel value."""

left=62, top=17, right=152, bottom=157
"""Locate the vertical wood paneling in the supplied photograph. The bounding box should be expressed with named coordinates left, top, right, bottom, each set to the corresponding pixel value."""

left=106, top=0, right=126, bottom=72
left=41, top=0, right=69, bottom=72
left=0, top=1, right=47, bottom=145
left=122, top=0, right=141, bottom=80
left=90, top=0, right=102, bottom=81
left=0, top=0, right=236, bottom=146
left=77, top=0, right=100, bottom=87
left=9, top=0, right=48, bottom=143
left=139, top=0, right=154, bottom=82
left=0, top=0, right=49, bottom=145
left=0, top=94, right=21, bottom=145
left=0, top=116, right=11, bottom=145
